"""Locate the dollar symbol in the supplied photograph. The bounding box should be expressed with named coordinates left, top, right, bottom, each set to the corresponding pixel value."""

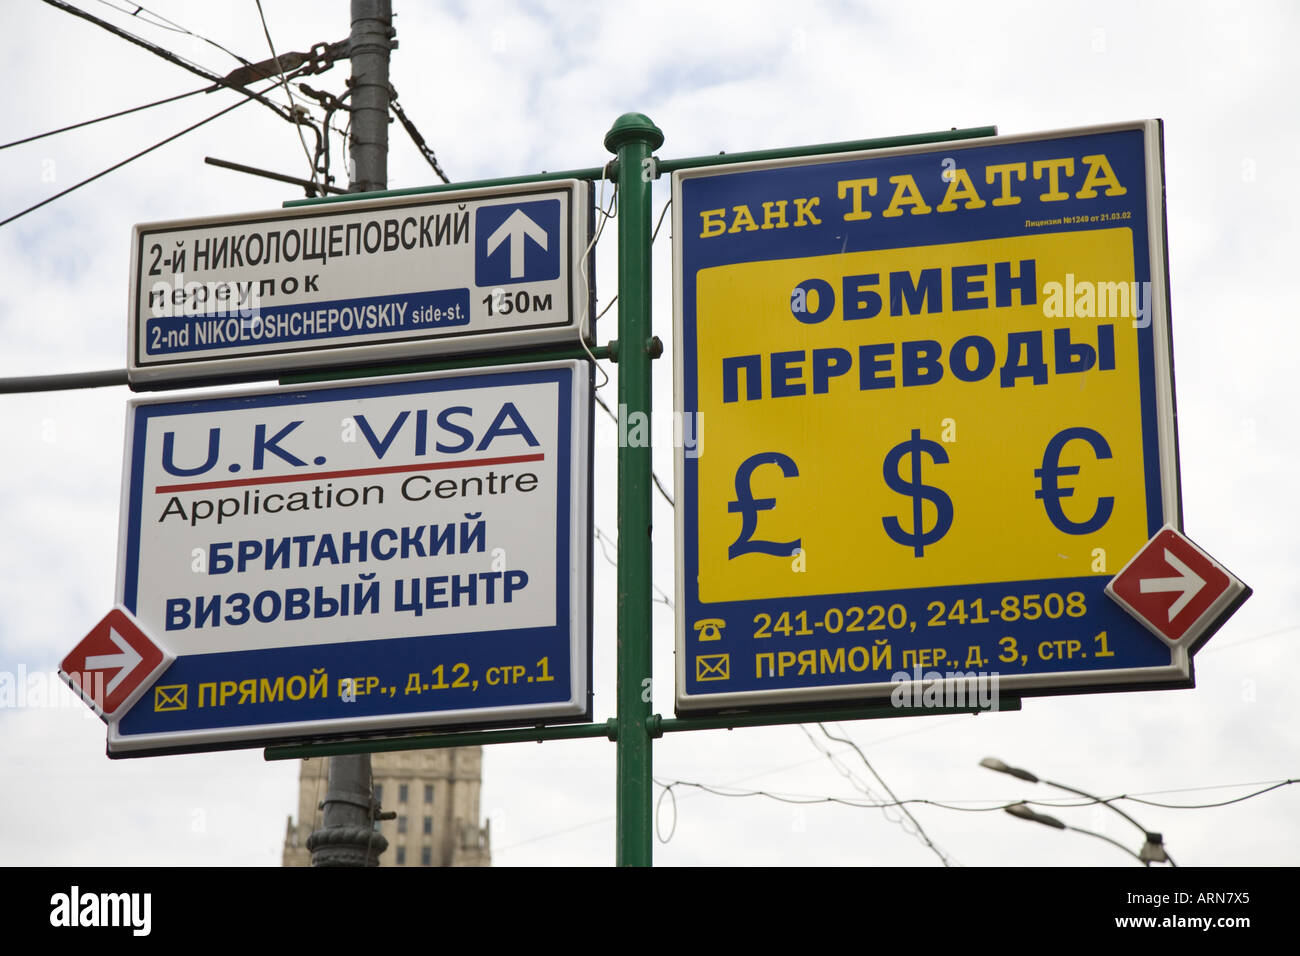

left=882, top=429, right=953, bottom=557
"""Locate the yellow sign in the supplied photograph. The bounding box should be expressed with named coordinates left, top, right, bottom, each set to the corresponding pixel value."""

left=696, top=228, right=1148, bottom=602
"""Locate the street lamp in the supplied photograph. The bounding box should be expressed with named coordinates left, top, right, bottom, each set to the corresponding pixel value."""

left=980, top=757, right=1176, bottom=866
left=1003, top=802, right=1146, bottom=865
left=979, top=756, right=1038, bottom=782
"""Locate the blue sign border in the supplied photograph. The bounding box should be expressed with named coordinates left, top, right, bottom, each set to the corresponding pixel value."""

left=109, top=361, right=593, bottom=756
left=673, top=122, right=1187, bottom=712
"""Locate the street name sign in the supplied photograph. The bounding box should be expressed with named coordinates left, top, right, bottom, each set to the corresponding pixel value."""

left=128, top=181, right=592, bottom=387
left=105, top=360, right=591, bottom=755
left=673, top=121, right=1249, bottom=712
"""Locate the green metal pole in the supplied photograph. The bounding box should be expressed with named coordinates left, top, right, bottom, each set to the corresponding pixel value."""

left=605, top=112, right=663, bottom=867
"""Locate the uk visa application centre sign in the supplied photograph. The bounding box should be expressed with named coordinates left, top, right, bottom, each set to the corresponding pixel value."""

left=675, top=121, right=1194, bottom=712
left=128, top=180, right=591, bottom=387
left=108, top=360, right=591, bottom=755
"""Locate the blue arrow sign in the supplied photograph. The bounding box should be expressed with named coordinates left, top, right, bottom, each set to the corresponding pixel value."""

left=475, top=199, right=561, bottom=286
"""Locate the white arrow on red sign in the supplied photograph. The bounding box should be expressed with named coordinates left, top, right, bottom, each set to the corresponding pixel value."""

left=1106, top=526, right=1250, bottom=651
left=1138, top=549, right=1206, bottom=621
left=84, top=627, right=144, bottom=698
left=59, top=607, right=173, bottom=721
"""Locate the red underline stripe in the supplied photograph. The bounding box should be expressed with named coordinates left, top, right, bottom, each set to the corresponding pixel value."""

left=154, top=453, right=545, bottom=493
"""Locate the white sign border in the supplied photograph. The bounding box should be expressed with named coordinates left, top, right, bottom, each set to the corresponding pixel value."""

left=128, top=180, right=593, bottom=388
left=107, top=359, right=593, bottom=755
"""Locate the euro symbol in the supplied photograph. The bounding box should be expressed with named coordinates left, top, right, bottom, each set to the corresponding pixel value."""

left=1034, top=426, right=1115, bottom=534
left=727, top=452, right=801, bottom=559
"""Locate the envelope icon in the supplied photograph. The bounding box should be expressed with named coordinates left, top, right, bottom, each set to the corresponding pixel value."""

left=153, top=684, right=187, bottom=712
left=696, top=654, right=730, bottom=682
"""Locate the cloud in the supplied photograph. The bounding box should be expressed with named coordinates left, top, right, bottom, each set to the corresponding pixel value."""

left=0, top=0, right=1295, bottom=867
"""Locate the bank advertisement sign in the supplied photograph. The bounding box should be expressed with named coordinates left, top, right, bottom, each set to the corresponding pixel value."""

left=674, top=121, right=1190, bottom=711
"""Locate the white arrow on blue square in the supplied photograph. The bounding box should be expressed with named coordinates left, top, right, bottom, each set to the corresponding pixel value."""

left=475, top=199, right=562, bottom=286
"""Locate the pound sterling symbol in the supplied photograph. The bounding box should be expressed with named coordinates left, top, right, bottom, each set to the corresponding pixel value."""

left=1034, top=426, right=1115, bottom=534
left=728, top=452, right=801, bottom=559
left=882, top=428, right=953, bottom=557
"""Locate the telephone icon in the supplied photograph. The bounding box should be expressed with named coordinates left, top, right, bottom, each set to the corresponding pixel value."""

left=694, top=618, right=725, bottom=642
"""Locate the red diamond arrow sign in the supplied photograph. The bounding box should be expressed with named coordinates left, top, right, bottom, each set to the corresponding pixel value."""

left=59, top=607, right=173, bottom=721
left=1106, top=526, right=1250, bottom=651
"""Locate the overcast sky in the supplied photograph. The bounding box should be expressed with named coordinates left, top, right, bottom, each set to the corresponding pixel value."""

left=1, top=0, right=1296, bottom=867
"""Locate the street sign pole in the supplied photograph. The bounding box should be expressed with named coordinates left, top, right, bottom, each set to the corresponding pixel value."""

left=606, top=113, right=663, bottom=867
left=260, top=123, right=1020, bottom=871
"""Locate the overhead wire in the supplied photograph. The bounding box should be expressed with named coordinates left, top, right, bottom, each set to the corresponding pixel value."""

left=390, top=96, right=450, bottom=184
left=592, top=526, right=672, bottom=607
left=797, top=724, right=958, bottom=864
left=500, top=717, right=982, bottom=855
left=584, top=179, right=617, bottom=326
left=650, top=471, right=675, bottom=510
left=93, top=0, right=253, bottom=66
left=0, top=85, right=211, bottom=151
left=492, top=811, right=614, bottom=854
left=816, top=723, right=955, bottom=866
left=577, top=178, right=617, bottom=388
left=659, top=777, right=899, bottom=808
left=40, top=0, right=357, bottom=201
left=46, top=0, right=343, bottom=176
left=42, top=0, right=296, bottom=124
left=588, top=190, right=678, bottom=503
left=254, top=0, right=319, bottom=190
left=0, top=83, right=265, bottom=229
left=493, top=733, right=1295, bottom=859
left=650, top=776, right=1299, bottom=816
left=1199, top=623, right=1300, bottom=655
left=655, top=783, right=678, bottom=843
left=593, top=393, right=674, bottom=507
left=595, top=295, right=618, bottom=323
left=1107, top=778, right=1298, bottom=810
left=651, top=197, right=672, bottom=242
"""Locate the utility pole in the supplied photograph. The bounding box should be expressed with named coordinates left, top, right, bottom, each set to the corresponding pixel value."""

left=345, top=0, right=392, bottom=194
left=306, top=0, right=393, bottom=867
